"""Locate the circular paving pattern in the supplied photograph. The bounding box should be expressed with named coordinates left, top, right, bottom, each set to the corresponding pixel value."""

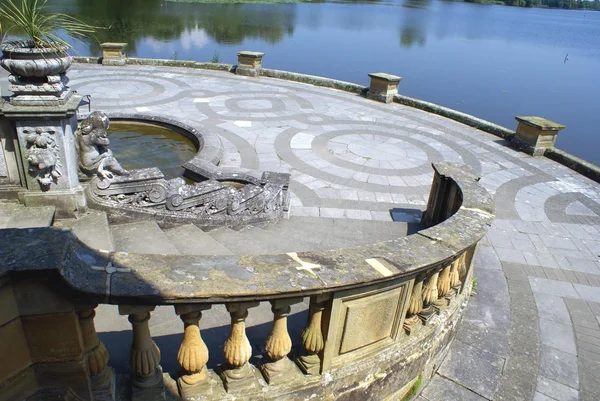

left=333, top=134, right=428, bottom=168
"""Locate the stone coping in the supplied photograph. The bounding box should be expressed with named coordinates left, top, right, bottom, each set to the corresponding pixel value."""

left=70, top=56, right=600, bottom=183
left=368, top=72, right=402, bottom=83
left=100, top=42, right=128, bottom=49
left=515, top=115, right=566, bottom=131
left=237, top=51, right=265, bottom=58
left=0, top=163, right=493, bottom=304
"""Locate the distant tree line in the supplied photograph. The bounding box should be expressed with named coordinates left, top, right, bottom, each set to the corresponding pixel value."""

left=465, top=0, right=600, bottom=9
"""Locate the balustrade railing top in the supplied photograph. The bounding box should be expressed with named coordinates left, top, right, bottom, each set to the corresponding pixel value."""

left=0, top=163, right=493, bottom=305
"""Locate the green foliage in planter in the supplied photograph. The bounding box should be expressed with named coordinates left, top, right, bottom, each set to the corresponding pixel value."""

left=0, top=0, right=96, bottom=50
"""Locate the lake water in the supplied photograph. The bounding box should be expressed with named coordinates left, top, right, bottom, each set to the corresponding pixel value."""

left=50, top=0, right=600, bottom=164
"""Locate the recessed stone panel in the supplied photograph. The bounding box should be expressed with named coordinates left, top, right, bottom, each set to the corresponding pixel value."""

left=337, top=289, right=400, bottom=354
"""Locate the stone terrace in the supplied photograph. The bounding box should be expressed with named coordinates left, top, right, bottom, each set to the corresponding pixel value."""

left=30, top=63, right=600, bottom=400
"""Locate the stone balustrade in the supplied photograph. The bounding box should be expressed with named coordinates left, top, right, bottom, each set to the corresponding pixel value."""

left=0, top=162, right=493, bottom=401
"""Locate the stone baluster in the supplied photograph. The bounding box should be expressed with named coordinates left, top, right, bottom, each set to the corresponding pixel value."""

left=432, top=262, right=452, bottom=311
left=437, top=263, right=452, bottom=298
left=174, top=304, right=211, bottom=398
left=404, top=276, right=425, bottom=335
left=221, top=302, right=259, bottom=392
left=458, top=250, right=469, bottom=283
left=260, top=298, right=303, bottom=384
left=450, top=258, right=462, bottom=290
left=419, top=269, right=439, bottom=323
left=296, top=294, right=330, bottom=375
left=118, top=305, right=164, bottom=401
left=76, top=304, right=115, bottom=400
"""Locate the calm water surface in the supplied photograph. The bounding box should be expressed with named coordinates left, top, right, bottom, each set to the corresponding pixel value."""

left=51, top=0, right=600, bottom=164
left=108, top=122, right=196, bottom=179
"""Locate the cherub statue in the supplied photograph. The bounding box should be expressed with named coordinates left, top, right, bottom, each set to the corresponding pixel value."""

left=76, top=111, right=128, bottom=180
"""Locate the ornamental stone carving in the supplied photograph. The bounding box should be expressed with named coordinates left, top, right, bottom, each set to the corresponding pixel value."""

left=23, top=126, right=62, bottom=188
left=76, top=111, right=129, bottom=180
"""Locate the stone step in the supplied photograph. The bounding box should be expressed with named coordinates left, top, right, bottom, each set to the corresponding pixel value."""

left=206, top=226, right=295, bottom=255
left=260, top=217, right=412, bottom=250
left=0, top=203, right=55, bottom=229
left=53, top=210, right=115, bottom=252
left=110, top=221, right=179, bottom=255
left=163, top=224, right=234, bottom=256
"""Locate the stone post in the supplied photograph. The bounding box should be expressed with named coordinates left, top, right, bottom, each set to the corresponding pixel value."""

left=260, top=298, right=303, bottom=384
left=404, top=275, right=425, bottom=335
left=174, top=304, right=211, bottom=399
left=419, top=269, right=439, bottom=323
left=296, top=294, right=330, bottom=375
left=367, top=73, right=402, bottom=103
left=118, top=305, right=164, bottom=401
left=100, top=43, right=128, bottom=66
left=0, top=51, right=86, bottom=218
left=76, top=305, right=115, bottom=401
left=236, top=51, right=264, bottom=77
left=220, top=301, right=260, bottom=392
left=512, top=116, right=565, bottom=156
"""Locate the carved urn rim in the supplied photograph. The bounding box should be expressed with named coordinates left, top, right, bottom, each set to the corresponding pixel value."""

left=1, top=40, right=69, bottom=56
left=0, top=40, right=72, bottom=78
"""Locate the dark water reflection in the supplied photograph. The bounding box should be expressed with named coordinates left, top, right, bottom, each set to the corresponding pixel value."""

left=108, top=122, right=196, bottom=179
left=46, top=0, right=600, bottom=164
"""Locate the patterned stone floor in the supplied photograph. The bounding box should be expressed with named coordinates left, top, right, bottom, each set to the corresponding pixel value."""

left=69, top=64, right=600, bottom=401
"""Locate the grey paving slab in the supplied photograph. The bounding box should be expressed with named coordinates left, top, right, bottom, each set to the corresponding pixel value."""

left=421, top=374, right=488, bottom=401
left=438, top=339, right=505, bottom=400
left=539, top=345, right=580, bottom=390
left=539, top=318, right=577, bottom=355
left=529, top=277, right=579, bottom=298
left=537, top=376, right=579, bottom=401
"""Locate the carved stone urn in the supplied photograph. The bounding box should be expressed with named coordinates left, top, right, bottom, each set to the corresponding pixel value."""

left=0, top=41, right=73, bottom=105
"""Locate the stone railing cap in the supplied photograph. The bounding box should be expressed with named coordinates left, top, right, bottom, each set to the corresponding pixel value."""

left=515, top=116, right=565, bottom=131
left=368, top=73, right=402, bottom=82
left=237, top=51, right=265, bottom=58
left=100, top=42, right=128, bottom=49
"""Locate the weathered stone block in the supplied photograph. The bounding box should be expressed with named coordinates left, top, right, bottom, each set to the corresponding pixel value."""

left=0, top=366, right=38, bottom=401
left=0, top=319, right=32, bottom=383
left=0, top=284, right=19, bottom=325
left=34, top=360, right=92, bottom=401
left=101, top=43, right=127, bottom=66
left=21, top=313, right=84, bottom=363
left=367, top=72, right=402, bottom=103
left=12, top=278, right=74, bottom=316
left=236, top=51, right=264, bottom=77
left=513, top=116, right=565, bottom=156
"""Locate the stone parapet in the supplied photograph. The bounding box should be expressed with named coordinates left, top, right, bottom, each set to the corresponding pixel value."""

left=0, top=162, right=493, bottom=400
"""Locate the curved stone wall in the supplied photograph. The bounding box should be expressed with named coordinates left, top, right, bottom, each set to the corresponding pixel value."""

left=0, top=162, right=494, bottom=400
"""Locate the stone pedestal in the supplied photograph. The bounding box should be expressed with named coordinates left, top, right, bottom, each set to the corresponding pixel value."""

left=101, top=43, right=128, bottom=66
left=367, top=73, right=402, bottom=103
left=0, top=95, right=87, bottom=218
left=236, top=51, right=264, bottom=77
left=512, top=116, right=565, bottom=156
